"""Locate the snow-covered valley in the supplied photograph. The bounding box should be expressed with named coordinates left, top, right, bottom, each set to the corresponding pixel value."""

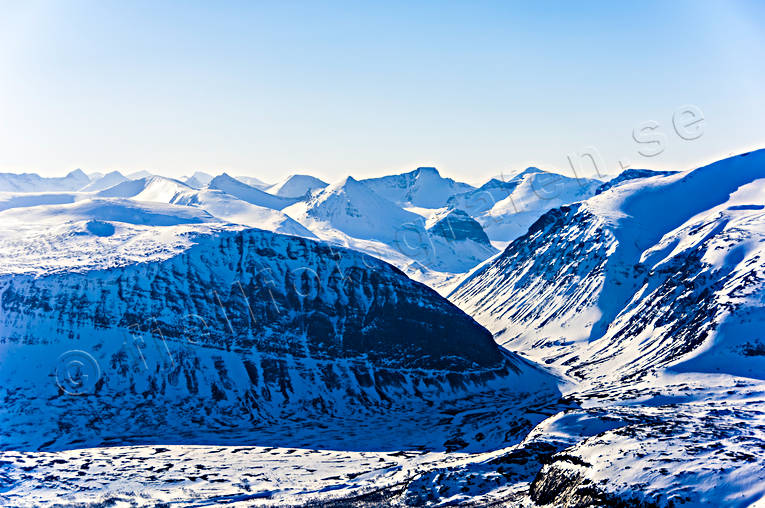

left=1, top=153, right=764, bottom=506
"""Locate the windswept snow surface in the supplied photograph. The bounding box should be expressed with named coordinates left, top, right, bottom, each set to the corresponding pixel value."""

left=0, top=199, right=228, bottom=276
left=170, top=188, right=316, bottom=239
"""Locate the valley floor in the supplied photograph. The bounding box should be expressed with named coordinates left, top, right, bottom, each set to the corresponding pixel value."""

left=3, top=373, right=764, bottom=507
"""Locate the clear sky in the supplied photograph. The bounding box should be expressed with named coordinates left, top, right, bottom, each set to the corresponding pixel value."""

left=1, top=0, right=764, bottom=184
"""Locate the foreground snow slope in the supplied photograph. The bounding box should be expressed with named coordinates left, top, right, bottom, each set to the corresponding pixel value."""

left=0, top=208, right=560, bottom=452
left=450, top=150, right=765, bottom=383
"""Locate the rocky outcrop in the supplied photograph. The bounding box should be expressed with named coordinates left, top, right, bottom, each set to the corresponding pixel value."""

left=426, top=209, right=492, bottom=246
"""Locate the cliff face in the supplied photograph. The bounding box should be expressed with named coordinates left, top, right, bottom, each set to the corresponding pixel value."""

left=426, top=209, right=492, bottom=246
left=0, top=227, right=558, bottom=452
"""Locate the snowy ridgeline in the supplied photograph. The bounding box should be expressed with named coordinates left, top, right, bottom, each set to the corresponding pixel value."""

left=0, top=165, right=607, bottom=292
left=1, top=152, right=765, bottom=506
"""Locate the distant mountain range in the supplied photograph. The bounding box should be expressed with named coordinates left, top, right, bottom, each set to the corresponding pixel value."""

left=0, top=165, right=601, bottom=291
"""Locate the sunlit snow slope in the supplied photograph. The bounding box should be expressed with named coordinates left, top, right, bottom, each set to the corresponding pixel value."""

left=450, top=150, right=765, bottom=383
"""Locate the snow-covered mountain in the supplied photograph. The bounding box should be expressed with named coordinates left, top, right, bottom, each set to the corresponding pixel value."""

left=594, top=168, right=679, bottom=195
left=183, top=171, right=214, bottom=189
left=446, top=174, right=527, bottom=217
left=450, top=150, right=765, bottom=383
left=79, top=170, right=128, bottom=192
left=0, top=169, right=90, bottom=193
left=267, top=173, right=328, bottom=198
left=234, top=175, right=271, bottom=190
left=0, top=213, right=559, bottom=452
left=125, top=170, right=155, bottom=180
left=93, top=176, right=314, bottom=238
left=470, top=168, right=601, bottom=245
left=97, top=175, right=193, bottom=201
left=362, top=166, right=475, bottom=208
left=426, top=208, right=492, bottom=246
left=208, top=173, right=298, bottom=210
left=284, top=176, right=422, bottom=243
left=169, top=188, right=315, bottom=238
left=283, top=177, right=498, bottom=285
left=2, top=154, right=765, bottom=506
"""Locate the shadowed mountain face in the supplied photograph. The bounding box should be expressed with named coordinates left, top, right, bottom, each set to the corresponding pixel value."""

left=0, top=227, right=560, bottom=452
left=450, top=150, right=765, bottom=383
left=427, top=209, right=492, bottom=246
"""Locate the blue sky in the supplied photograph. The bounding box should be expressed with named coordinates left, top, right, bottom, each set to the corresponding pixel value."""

left=1, top=1, right=764, bottom=183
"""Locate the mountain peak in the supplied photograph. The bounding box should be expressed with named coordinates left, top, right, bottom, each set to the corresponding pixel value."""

left=361, top=167, right=473, bottom=208
left=67, top=168, right=89, bottom=179
left=210, top=172, right=236, bottom=184
left=268, top=174, right=329, bottom=198
left=209, top=173, right=297, bottom=210
left=415, top=166, right=440, bottom=176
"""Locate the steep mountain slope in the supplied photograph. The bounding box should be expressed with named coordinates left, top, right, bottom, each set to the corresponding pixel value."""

left=0, top=169, right=90, bottom=192
left=446, top=174, right=528, bottom=217
left=283, top=177, right=498, bottom=282
left=480, top=169, right=601, bottom=245
left=267, top=174, right=328, bottom=198
left=450, top=150, right=765, bottom=383
left=284, top=176, right=423, bottom=244
left=0, top=215, right=560, bottom=452
left=362, top=167, right=474, bottom=208
left=426, top=208, right=492, bottom=246
left=208, top=173, right=298, bottom=210
left=183, top=171, right=214, bottom=188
